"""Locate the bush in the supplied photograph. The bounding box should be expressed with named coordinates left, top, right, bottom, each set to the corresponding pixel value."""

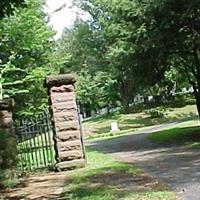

left=0, top=130, right=18, bottom=189
left=145, top=108, right=166, bottom=118
left=0, top=130, right=17, bottom=169
left=0, top=169, right=20, bottom=189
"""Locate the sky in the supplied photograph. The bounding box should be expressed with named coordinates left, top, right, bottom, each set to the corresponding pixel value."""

left=44, top=0, right=90, bottom=39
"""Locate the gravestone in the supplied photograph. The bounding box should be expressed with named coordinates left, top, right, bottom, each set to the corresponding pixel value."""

left=45, top=74, right=86, bottom=171
left=111, top=122, right=119, bottom=132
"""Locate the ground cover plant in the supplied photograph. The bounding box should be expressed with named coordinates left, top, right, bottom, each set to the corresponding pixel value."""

left=62, top=148, right=176, bottom=200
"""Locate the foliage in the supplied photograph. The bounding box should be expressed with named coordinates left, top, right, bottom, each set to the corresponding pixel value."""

left=139, top=0, right=200, bottom=116
left=0, top=169, right=20, bottom=189
left=56, top=21, right=119, bottom=116
left=0, top=131, right=17, bottom=169
left=0, top=130, right=19, bottom=189
left=145, top=108, right=166, bottom=118
left=0, top=0, right=55, bottom=117
left=0, top=0, right=24, bottom=19
left=70, top=0, right=200, bottom=116
left=76, top=71, right=118, bottom=114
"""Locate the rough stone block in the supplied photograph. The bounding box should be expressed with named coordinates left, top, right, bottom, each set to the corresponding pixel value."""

left=50, top=85, right=74, bottom=93
left=59, top=150, right=83, bottom=161
left=52, top=102, right=77, bottom=111
left=50, top=92, right=75, bottom=104
left=0, top=111, right=12, bottom=119
left=55, top=159, right=85, bottom=171
left=55, top=121, right=79, bottom=132
left=57, top=130, right=81, bottom=141
left=57, top=140, right=82, bottom=152
left=51, top=107, right=77, bottom=114
left=45, top=74, right=76, bottom=88
left=53, top=113, right=78, bottom=123
left=0, top=117, right=12, bottom=128
left=0, top=99, right=14, bottom=111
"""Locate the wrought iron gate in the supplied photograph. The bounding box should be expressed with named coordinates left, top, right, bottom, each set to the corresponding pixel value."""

left=15, top=110, right=55, bottom=171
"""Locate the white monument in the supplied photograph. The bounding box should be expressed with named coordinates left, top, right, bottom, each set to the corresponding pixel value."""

left=111, top=122, right=119, bottom=132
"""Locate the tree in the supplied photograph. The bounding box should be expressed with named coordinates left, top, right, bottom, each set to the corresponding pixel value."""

left=76, top=71, right=118, bottom=117
left=0, top=0, right=25, bottom=19
left=77, top=0, right=200, bottom=117
left=0, top=0, right=55, bottom=117
left=135, top=0, right=200, bottom=116
left=76, top=0, right=160, bottom=112
left=56, top=20, right=119, bottom=114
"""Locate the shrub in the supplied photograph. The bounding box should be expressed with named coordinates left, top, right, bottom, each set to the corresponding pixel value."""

left=146, top=108, right=166, bottom=118
left=0, top=130, right=18, bottom=189
left=0, top=130, right=17, bottom=169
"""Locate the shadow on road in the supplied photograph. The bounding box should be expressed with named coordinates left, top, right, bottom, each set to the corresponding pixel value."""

left=88, top=124, right=200, bottom=200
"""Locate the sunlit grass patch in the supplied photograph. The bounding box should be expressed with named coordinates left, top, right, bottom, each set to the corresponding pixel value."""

left=148, top=125, right=200, bottom=147
left=63, top=148, right=176, bottom=200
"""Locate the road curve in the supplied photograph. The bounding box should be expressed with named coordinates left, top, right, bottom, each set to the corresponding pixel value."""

left=88, top=122, right=200, bottom=200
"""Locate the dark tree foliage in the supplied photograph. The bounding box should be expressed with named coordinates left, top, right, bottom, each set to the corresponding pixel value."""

left=0, top=0, right=25, bottom=19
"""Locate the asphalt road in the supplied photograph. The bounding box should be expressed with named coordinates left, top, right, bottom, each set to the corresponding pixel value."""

left=88, top=122, right=200, bottom=200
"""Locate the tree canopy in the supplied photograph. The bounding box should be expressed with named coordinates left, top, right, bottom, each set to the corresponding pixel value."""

left=1, top=0, right=200, bottom=118
left=58, top=0, right=199, bottom=116
left=0, top=0, right=55, bottom=117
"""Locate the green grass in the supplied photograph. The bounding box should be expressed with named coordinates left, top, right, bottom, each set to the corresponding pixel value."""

left=84, top=104, right=198, bottom=140
left=62, top=148, right=176, bottom=200
left=0, top=169, right=21, bottom=189
left=149, top=122, right=200, bottom=147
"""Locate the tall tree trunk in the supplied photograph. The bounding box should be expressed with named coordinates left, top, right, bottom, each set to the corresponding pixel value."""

left=122, top=95, right=129, bottom=113
left=0, top=73, right=2, bottom=100
left=190, top=79, right=200, bottom=118
left=85, top=102, right=92, bottom=118
left=194, top=91, right=200, bottom=118
left=120, top=81, right=130, bottom=113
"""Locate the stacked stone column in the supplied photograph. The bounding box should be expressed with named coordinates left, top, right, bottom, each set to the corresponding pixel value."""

left=45, top=74, right=85, bottom=171
left=0, top=99, right=16, bottom=168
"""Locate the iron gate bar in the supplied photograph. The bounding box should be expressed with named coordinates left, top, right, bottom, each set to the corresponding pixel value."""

left=15, top=110, right=55, bottom=171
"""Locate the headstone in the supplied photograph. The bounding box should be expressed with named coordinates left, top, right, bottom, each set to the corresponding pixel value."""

left=111, top=122, right=119, bottom=132
left=45, top=74, right=86, bottom=171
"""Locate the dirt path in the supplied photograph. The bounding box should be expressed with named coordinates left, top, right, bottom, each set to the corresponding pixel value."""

left=88, top=122, right=200, bottom=200
left=0, top=173, right=67, bottom=200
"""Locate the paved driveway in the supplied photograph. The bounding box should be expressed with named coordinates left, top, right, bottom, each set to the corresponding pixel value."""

left=88, top=123, right=200, bottom=200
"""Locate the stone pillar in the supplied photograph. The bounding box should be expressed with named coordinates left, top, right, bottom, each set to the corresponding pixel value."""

left=45, top=74, right=86, bottom=171
left=0, top=99, right=16, bottom=168
left=0, top=98, right=14, bottom=135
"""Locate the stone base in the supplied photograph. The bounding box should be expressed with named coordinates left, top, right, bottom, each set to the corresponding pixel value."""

left=55, top=159, right=86, bottom=171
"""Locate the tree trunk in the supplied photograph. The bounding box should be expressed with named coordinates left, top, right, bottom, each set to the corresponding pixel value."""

left=85, top=102, right=92, bottom=118
left=193, top=85, right=200, bottom=119
left=194, top=91, right=200, bottom=118
left=121, top=94, right=129, bottom=113
left=0, top=73, right=2, bottom=100
left=120, top=77, right=130, bottom=113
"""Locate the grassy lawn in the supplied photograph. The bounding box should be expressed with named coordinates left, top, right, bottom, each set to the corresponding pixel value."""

left=84, top=104, right=198, bottom=140
left=62, top=148, right=176, bottom=200
left=148, top=120, right=200, bottom=148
